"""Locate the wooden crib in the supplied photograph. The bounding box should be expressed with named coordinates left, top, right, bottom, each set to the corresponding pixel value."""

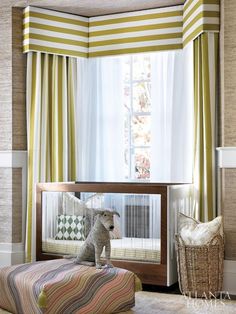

left=36, top=182, right=193, bottom=286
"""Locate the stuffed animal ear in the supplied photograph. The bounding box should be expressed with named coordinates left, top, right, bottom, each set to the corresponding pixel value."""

left=112, top=211, right=120, bottom=217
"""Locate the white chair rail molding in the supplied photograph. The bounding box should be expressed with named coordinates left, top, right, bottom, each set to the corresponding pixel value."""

left=217, top=147, right=236, bottom=168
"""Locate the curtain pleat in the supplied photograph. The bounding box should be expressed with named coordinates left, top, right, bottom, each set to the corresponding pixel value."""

left=150, top=49, right=193, bottom=183
left=193, top=33, right=219, bottom=222
left=68, top=58, right=77, bottom=180
left=76, top=57, right=125, bottom=181
left=26, top=52, right=77, bottom=262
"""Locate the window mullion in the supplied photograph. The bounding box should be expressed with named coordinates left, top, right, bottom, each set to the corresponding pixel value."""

left=124, top=54, right=151, bottom=181
left=133, top=112, right=151, bottom=116
left=130, top=55, right=135, bottom=180
left=129, top=55, right=133, bottom=180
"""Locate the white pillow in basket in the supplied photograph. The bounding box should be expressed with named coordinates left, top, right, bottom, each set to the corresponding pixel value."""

left=178, top=213, right=223, bottom=245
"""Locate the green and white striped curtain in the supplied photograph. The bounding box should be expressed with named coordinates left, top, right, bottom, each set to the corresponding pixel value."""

left=26, top=52, right=77, bottom=262
left=193, top=32, right=219, bottom=222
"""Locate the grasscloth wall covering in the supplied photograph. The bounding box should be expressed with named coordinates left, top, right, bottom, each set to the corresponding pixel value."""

left=220, top=0, right=236, bottom=261
left=13, top=8, right=27, bottom=150
left=0, top=4, right=26, bottom=252
left=0, top=6, right=26, bottom=151
left=0, top=168, right=13, bottom=243
left=23, top=1, right=220, bottom=58
left=0, top=4, right=12, bottom=151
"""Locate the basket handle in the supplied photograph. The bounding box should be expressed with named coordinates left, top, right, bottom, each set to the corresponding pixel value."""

left=175, top=234, right=185, bottom=246
left=206, top=233, right=224, bottom=246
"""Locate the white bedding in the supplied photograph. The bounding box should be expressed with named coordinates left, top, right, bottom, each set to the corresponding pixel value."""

left=42, top=237, right=161, bottom=263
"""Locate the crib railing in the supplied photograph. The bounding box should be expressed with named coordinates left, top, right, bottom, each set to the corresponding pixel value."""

left=36, top=181, right=192, bottom=285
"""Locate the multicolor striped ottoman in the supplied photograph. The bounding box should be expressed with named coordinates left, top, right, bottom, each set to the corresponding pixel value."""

left=0, top=259, right=141, bottom=314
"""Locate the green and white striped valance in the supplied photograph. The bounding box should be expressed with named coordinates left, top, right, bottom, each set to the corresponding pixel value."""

left=23, top=5, right=183, bottom=57
left=88, top=6, right=183, bottom=57
left=23, top=6, right=89, bottom=58
left=183, top=0, right=220, bottom=47
left=23, top=1, right=220, bottom=58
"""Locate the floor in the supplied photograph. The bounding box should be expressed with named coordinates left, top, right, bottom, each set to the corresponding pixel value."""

left=0, top=289, right=235, bottom=314
left=121, top=290, right=236, bottom=314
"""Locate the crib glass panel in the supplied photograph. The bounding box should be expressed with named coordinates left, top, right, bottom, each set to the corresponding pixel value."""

left=41, top=191, right=161, bottom=263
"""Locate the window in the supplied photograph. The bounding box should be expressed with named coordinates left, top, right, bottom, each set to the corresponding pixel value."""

left=76, top=50, right=193, bottom=184
left=123, top=54, right=151, bottom=180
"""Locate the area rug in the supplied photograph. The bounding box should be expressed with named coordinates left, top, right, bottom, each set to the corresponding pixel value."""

left=121, top=291, right=236, bottom=314
left=0, top=291, right=235, bottom=314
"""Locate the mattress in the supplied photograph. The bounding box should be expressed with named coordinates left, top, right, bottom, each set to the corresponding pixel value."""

left=0, top=259, right=137, bottom=314
left=42, top=237, right=161, bottom=263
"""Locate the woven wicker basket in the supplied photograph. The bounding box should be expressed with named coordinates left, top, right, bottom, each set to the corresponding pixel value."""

left=175, top=234, right=224, bottom=298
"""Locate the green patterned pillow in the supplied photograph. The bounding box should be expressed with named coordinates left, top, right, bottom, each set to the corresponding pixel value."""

left=55, top=215, right=86, bottom=241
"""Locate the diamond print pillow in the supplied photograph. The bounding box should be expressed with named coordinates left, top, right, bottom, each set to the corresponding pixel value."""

left=55, top=215, right=86, bottom=241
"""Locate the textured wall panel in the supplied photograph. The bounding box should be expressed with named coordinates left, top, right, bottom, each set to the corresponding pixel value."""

left=12, top=8, right=27, bottom=150
left=220, top=0, right=236, bottom=261
left=218, top=0, right=224, bottom=147
left=0, top=3, right=26, bottom=246
left=0, top=5, right=27, bottom=150
left=222, top=0, right=236, bottom=146
left=12, top=168, right=22, bottom=243
left=0, top=167, right=23, bottom=243
left=222, top=169, right=236, bottom=260
left=0, top=5, right=12, bottom=150
left=0, top=168, right=12, bottom=243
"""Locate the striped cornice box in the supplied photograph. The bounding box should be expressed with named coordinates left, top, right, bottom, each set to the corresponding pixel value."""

left=23, top=6, right=89, bottom=58
left=23, top=2, right=220, bottom=58
left=88, top=5, right=183, bottom=57
left=183, top=0, right=220, bottom=47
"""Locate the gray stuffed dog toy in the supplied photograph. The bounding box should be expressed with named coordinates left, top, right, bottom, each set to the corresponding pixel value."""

left=74, top=209, right=120, bottom=269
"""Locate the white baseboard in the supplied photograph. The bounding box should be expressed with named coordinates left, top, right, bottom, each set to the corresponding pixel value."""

left=0, top=243, right=25, bottom=267
left=223, top=260, right=236, bottom=296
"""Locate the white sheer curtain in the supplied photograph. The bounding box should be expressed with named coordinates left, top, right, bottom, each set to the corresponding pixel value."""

left=76, top=56, right=125, bottom=181
left=149, top=48, right=193, bottom=238
left=150, top=48, right=193, bottom=183
left=76, top=57, right=89, bottom=180
left=75, top=52, right=193, bottom=240
left=76, top=50, right=193, bottom=183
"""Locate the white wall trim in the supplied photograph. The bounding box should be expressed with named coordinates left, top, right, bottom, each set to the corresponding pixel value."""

left=0, top=150, right=27, bottom=167
left=223, top=260, right=236, bottom=296
left=0, top=243, right=24, bottom=252
left=216, top=147, right=236, bottom=168
left=217, top=149, right=236, bottom=295
left=0, top=150, right=27, bottom=265
left=0, top=243, right=25, bottom=267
